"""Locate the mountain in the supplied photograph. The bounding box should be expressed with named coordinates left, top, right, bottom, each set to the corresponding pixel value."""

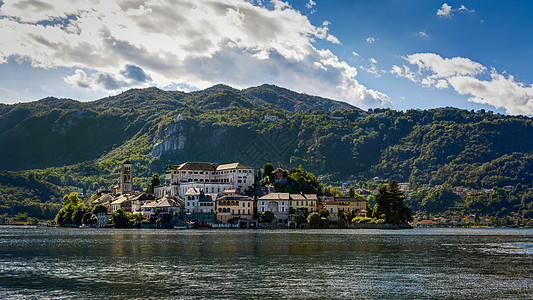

left=1, top=84, right=533, bottom=220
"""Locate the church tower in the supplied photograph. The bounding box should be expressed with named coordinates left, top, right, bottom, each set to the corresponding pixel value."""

left=120, top=160, right=133, bottom=195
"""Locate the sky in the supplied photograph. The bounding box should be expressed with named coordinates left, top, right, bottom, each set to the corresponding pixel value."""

left=1, top=0, right=533, bottom=115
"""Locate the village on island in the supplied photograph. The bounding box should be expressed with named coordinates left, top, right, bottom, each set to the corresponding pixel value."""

left=69, top=160, right=384, bottom=229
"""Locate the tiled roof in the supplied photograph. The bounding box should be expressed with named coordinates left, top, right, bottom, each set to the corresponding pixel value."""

left=258, top=193, right=290, bottom=200
left=217, top=162, right=254, bottom=170
left=177, top=162, right=219, bottom=171
left=290, top=194, right=318, bottom=200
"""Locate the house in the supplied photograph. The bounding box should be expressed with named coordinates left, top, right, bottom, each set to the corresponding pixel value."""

left=216, top=195, right=255, bottom=224
left=129, top=193, right=156, bottom=214
left=289, top=193, right=317, bottom=215
left=141, top=196, right=184, bottom=220
left=318, top=196, right=367, bottom=220
left=257, top=193, right=290, bottom=223
left=264, top=115, right=279, bottom=121
left=398, top=182, right=411, bottom=192
left=110, top=194, right=133, bottom=213
left=154, top=161, right=254, bottom=198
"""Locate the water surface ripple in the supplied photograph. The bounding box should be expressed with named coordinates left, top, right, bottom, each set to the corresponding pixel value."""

left=0, top=227, right=532, bottom=299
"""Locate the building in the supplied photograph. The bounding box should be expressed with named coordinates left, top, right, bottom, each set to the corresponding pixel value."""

left=120, top=160, right=133, bottom=195
left=319, top=196, right=367, bottom=220
left=289, top=193, right=317, bottom=215
left=141, top=196, right=184, bottom=220
left=154, top=162, right=254, bottom=198
left=216, top=194, right=255, bottom=224
left=110, top=194, right=133, bottom=213
left=257, top=193, right=290, bottom=223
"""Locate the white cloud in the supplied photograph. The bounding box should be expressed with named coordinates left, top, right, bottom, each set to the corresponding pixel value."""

left=437, top=3, right=474, bottom=18
left=352, top=51, right=359, bottom=57
left=306, top=0, right=316, bottom=9
left=369, top=58, right=377, bottom=64
left=391, top=53, right=533, bottom=115
left=418, top=30, right=428, bottom=37
left=437, top=3, right=452, bottom=17
left=366, top=37, right=376, bottom=43
left=0, top=0, right=391, bottom=109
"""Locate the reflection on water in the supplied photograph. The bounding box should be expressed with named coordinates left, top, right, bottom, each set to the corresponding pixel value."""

left=0, top=227, right=532, bottom=299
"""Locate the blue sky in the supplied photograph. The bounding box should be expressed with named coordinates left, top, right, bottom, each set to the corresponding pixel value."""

left=1, top=0, right=532, bottom=115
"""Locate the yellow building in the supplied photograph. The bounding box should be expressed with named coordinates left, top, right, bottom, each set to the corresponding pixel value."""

left=289, top=194, right=317, bottom=215
left=319, top=196, right=367, bottom=220
left=216, top=195, right=255, bottom=224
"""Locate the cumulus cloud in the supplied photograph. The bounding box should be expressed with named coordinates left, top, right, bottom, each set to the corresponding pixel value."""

left=64, top=64, right=152, bottom=90
left=391, top=53, right=533, bottom=115
left=437, top=3, right=474, bottom=18
left=366, top=36, right=376, bottom=43
left=0, top=0, right=390, bottom=109
left=306, top=0, right=316, bottom=9
left=418, top=30, right=428, bottom=37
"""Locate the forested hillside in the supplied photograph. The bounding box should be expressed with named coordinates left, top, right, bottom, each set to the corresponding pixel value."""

left=1, top=84, right=533, bottom=221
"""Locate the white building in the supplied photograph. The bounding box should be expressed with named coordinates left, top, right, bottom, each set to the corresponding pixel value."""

left=257, top=193, right=290, bottom=223
left=154, top=162, right=255, bottom=198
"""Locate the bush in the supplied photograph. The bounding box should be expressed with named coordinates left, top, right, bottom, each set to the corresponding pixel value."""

left=352, top=216, right=372, bottom=224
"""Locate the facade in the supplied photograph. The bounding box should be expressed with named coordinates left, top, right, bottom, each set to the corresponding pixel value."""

left=289, top=194, right=318, bottom=215
left=319, top=196, right=367, bottom=220
left=216, top=194, right=255, bottom=224
left=120, top=160, right=133, bottom=195
left=183, top=187, right=216, bottom=214
left=154, top=162, right=254, bottom=198
left=257, top=193, right=290, bottom=223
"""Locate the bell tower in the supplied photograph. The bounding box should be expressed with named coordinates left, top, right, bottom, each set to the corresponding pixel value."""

left=120, top=160, right=133, bottom=195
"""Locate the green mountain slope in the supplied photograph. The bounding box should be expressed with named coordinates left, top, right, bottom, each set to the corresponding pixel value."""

left=1, top=85, right=533, bottom=220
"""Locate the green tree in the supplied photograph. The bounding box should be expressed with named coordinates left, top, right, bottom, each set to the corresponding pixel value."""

left=319, top=209, right=329, bottom=218
left=146, top=173, right=160, bottom=195
left=374, top=180, right=412, bottom=224
left=307, top=212, right=321, bottom=228
left=111, top=208, right=130, bottom=228
left=81, top=212, right=93, bottom=225
left=261, top=211, right=275, bottom=223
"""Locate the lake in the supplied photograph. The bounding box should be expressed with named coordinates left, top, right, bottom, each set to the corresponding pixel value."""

left=0, top=227, right=532, bottom=299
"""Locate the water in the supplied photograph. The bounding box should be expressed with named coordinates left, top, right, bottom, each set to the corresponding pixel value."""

left=1, top=227, right=532, bottom=299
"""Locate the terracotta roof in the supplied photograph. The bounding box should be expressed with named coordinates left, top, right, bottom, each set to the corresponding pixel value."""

left=258, top=193, right=290, bottom=200
left=217, top=162, right=254, bottom=170
left=290, top=194, right=317, bottom=200
left=177, top=162, right=219, bottom=171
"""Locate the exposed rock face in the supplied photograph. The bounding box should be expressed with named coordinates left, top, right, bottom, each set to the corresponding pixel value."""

left=152, top=123, right=187, bottom=157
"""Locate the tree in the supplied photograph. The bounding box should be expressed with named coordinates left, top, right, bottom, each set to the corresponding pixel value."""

left=319, top=209, right=329, bottom=218
left=261, top=211, right=275, bottom=223
left=92, top=204, right=108, bottom=214
left=349, top=187, right=355, bottom=197
left=373, top=180, right=412, bottom=224
left=307, top=212, right=321, bottom=228
left=146, top=173, right=160, bottom=195
left=82, top=212, right=93, bottom=225
left=294, top=215, right=306, bottom=227
left=111, top=208, right=130, bottom=228
left=263, top=163, right=274, bottom=182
